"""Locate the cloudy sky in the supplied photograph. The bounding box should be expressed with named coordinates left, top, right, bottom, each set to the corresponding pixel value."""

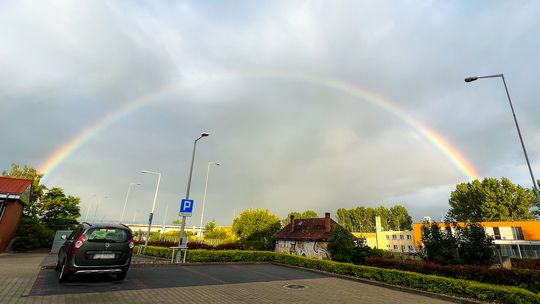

left=2, top=1, right=540, bottom=227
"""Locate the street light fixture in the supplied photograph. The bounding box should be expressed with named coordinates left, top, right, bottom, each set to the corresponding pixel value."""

left=465, top=73, right=540, bottom=205
left=141, top=170, right=161, bottom=251
left=176, top=132, right=209, bottom=263
left=120, top=182, right=140, bottom=223
left=199, top=162, right=220, bottom=239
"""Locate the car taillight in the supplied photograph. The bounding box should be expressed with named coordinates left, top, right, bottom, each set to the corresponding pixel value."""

left=72, top=234, right=84, bottom=254
left=129, top=237, right=134, bottom=254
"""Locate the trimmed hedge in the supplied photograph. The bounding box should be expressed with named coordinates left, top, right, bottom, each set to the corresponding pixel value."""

left=135, top=240, right=241, bottom=250
left=137, top=247, right=540, bottom=304
left=512, top=258, right=540, bottom=270
left=365, top=257, right=540, bottom=294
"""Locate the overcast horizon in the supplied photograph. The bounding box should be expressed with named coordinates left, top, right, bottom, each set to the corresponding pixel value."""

left=2, top=1, right=540, bottom=227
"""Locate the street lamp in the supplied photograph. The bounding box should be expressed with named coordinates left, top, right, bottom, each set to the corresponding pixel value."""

left=85, top=194, right=96, bottom=221
left=176, top=132, right=209, bottom=262
left=120, top=182, right=140, bottom=223
left=93, top=196, right=107, bottom=222
left=141, top=170, right=161, bottom=251
left=465, top=73, right=540, bottom=205
left=199, top=162, right=220, bottom=239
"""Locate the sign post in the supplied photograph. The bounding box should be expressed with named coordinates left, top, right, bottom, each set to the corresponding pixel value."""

left=176, top=132, right=208, bottom=263
left=175, top=199, right=194, bottom=263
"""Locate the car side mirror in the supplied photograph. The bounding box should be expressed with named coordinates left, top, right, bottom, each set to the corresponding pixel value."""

left=61, top=235, right=67, bottom=240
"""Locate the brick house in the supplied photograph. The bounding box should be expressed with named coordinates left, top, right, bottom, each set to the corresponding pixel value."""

left=0, top=177, right=32, bottom=252
left=273, top=212, right=345, bottom=259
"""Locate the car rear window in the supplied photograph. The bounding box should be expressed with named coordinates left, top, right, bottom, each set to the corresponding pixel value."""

left=87, top=228, right=130, bottom=242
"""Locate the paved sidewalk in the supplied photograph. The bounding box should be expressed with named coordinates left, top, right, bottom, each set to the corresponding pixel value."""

left=0, top=252, right=468, bottom=304
left=0, top=251, right=47, bottom=304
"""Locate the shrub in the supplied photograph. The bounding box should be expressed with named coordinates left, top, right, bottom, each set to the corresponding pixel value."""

left=12, top=216, right=54, bottom=251
left=136, top=240, right=241, bottom=250
left=512, top=258, right=540, bottom=270
left=364, top=257, right=540, bottom=294
left=328, top=225, right=355, bottom=262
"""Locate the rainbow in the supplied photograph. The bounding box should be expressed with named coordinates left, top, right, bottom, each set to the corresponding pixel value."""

left=38, top=70, right=480, bottom=184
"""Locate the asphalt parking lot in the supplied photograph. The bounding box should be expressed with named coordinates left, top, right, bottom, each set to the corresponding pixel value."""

left=30, top=264, right=326, bottom=296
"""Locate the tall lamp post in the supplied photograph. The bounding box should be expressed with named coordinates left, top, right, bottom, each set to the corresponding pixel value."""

left=85, top=194, right=96, bottom=221
left=141, top=170, right=161, bottom=251
left=199, top=162, right=220, bottom=239
left=465, top=74, right=540, bottom=205
left=176, top=132, right=209, bottom=263
left=120, top=182, right=140, bottom=223
left=93, top=196, right=107, bottom=222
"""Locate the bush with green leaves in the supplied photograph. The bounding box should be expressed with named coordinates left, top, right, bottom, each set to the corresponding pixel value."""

left=512, top=258, right=540, bottom=270
left=421, top=221, right=495, bottom=265
left=232, top=209, right=281, bottom=250
left=420, top=222, right=460, bottom=265
left=12, top=216, right=54, bottom=251
left=364, top=256, right=540, bottom=294
left=456, top=222, right=494, bottom=265
left=328, top=224, right=356, bottom=262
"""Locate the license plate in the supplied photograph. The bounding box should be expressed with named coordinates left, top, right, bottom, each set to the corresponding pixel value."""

left=93, top=253, right=115, bottom=259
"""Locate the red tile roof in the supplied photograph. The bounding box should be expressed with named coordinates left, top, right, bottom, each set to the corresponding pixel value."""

left=0, top=177, right=32, bottom=194
left=272, top=217, right=339, bottom=241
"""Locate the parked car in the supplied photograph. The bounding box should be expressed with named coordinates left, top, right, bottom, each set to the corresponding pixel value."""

left=56, top=222, right=134, bottom=282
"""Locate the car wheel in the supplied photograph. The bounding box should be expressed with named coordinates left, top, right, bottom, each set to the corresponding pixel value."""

left=58, top=262, right=69, bottom=282
left=116, top=269, right=128, bottom=280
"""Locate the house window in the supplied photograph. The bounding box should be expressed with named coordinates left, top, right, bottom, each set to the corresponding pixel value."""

left=493, top=227, right=501, bottom=240
left=392, top=235, right=397, bottom=240
left=406, top=235, right=411, bottom=240
left=386, top=235, right=389, bottom=240
left=393, top=245, right=398, bottom=250
left=401, top=245, right=405, bottom=252
left=400, top=235, right=404, bottom=240
left=386, top=245, right=390, bottom=249
left=408, top=245, right=414, bottom=251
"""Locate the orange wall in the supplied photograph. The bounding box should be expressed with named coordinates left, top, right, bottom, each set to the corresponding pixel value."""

left=0, top=200, right=24, bottom=252
left=412, top=221, right=540, bottom=248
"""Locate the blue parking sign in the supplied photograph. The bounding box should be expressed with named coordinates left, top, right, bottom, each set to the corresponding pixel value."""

left=180, top=199, right=194, bottom=217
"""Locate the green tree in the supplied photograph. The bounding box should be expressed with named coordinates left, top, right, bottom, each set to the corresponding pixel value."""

left=282, top=210, right=318, bottom=225
left=447, top=177, right=536, bottom=222
left=2, top=163, right=46, bottom=217
left=205, top=220, right=217, bottom=232
left=40, top=187, right=80, bottom=232
left=282, top=211, right=302, bottom=226
left=336, top=208, right=353, bottom=231
left=388, top=205, right=413, bottom=230
left=328, top=224, right=355, bottom=262
left=456, top=223, right=494, bottom=265
left=420, top=222, right=459, bottom=265
left=337, top=205, right=412, bottom=233
left=232, top=209, right=281, bottom=250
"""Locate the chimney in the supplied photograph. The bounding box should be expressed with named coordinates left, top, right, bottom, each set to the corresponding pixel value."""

left=324, top=212, right=331, bottom=233
left=290, top=215, right=295, bottom=232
